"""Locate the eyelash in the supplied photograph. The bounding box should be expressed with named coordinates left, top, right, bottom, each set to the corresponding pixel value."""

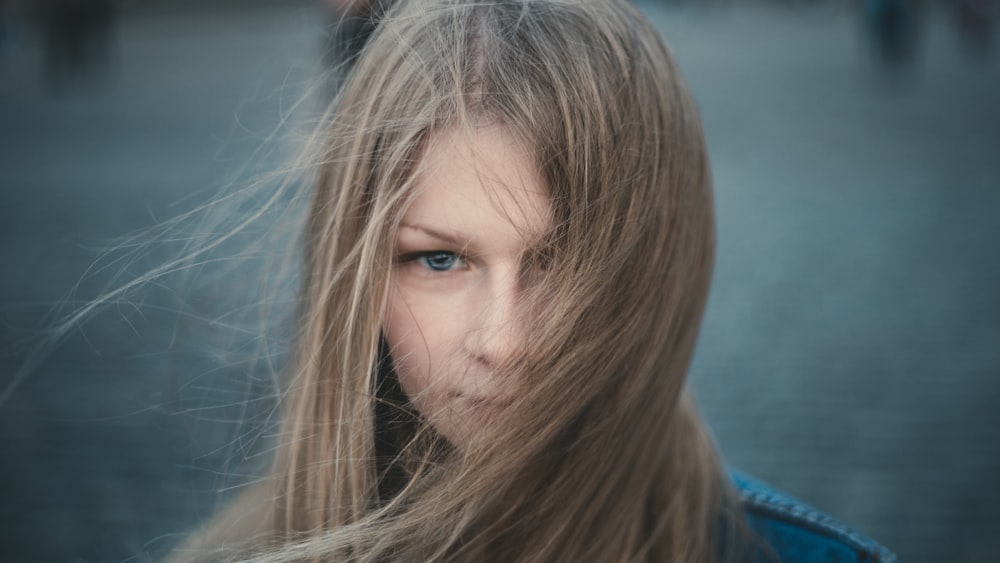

left=400, top=251, right=468, bottom=273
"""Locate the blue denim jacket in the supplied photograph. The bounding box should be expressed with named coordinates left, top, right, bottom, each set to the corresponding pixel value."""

left=731, top=470, right=897, bottom=562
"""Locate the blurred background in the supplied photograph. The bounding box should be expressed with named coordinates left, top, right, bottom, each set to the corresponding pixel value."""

left=1, top=0, right=998, bottom=561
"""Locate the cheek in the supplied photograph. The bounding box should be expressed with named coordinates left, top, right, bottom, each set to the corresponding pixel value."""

left=383, top=288, right=466, bottom=415
left=384, top=292, right=427, bottom=401
left=383, top=289, right=461, bottom=406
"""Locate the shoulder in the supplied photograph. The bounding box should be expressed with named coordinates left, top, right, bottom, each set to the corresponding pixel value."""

left=729, top=469, right=897, bottom=563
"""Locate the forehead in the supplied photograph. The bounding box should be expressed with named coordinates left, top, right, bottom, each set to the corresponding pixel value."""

left=402, top=126, right=551, bottom=241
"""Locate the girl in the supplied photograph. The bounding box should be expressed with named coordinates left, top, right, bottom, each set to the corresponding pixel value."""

left=173, top=0, right=896, bottom=561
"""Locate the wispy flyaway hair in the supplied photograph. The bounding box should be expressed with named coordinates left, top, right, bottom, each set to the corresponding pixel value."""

left=172, top=1, right=744, bottom=561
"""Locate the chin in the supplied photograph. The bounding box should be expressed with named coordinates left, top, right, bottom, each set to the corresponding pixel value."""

left=429, top=397, right=510, bottom=447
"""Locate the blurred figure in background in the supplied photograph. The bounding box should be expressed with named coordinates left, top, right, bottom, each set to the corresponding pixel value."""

left=862, top=0, right=996, bottom=70
left=0, top=0, right=27, bottom=63
left=320, top=0, right=394, bottom=99
left=863, top=0, right=923, bottom=66
left=0, top=1, right=10, bottom=52
left=952, top=0, right=997, bottom=55
left=34, top=0, right=116, bottom=91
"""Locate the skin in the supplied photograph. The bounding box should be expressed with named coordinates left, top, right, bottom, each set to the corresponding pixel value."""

left=384, top=125, right=550, bottom=445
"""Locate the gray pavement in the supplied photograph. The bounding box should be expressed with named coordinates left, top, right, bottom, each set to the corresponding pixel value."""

left=1, top=3, right=998, bottom=562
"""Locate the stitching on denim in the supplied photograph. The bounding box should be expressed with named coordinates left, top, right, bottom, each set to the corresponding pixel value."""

left=732, top=472, right=897, bottom=563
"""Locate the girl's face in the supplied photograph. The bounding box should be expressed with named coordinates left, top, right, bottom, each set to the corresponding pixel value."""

left=384, top=126, right=550, bottom=445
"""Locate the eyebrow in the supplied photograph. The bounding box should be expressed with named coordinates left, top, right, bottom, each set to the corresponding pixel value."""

left=398, top=223, right=464, bottom=247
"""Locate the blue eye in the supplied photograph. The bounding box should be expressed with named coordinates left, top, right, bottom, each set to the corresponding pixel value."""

left=418, top=251, right=462, bottom=272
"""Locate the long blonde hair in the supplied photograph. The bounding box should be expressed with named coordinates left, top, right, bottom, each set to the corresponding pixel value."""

left=176, top=1, right=743, bottom=561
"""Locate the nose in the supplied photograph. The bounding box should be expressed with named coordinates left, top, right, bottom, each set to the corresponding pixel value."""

left=463, top=268, right=524, bottom=369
